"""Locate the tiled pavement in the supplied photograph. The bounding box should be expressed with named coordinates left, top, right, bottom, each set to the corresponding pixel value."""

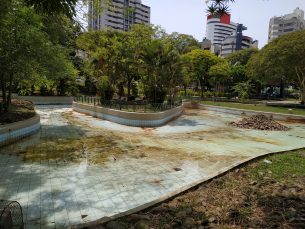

left=0, top=105, right=305, bottom=229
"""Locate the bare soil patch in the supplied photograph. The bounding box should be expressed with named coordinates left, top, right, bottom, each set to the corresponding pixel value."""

left=0, top=99, right=35, bottom=125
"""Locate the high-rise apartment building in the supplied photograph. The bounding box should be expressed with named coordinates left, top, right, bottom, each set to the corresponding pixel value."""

left=204, top=14, right=258, bottom=58
left=205, top=14, right=245, bottom=46
left=268, top=7, right=304, bottom=43
left=220, top=24, right=258, bottom=58
left=88, top=0, right=150, bottom=32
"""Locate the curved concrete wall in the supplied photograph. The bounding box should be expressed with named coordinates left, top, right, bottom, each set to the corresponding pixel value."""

left=17, top=96, right=74, bottom=105
left=0, top=114, right=41, bottom=147
left=184, top=102, right=305, bottom=122
left=73, top=102, right=183, bottom=127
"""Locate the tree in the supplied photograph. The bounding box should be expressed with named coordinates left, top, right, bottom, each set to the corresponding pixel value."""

left=225, top=48, right=259, bottom=66
left=183, top=50, right=219, bottom=97
left=230, top=64, right=245, bottom=81
left=208, top=58, right=231, bottom=93
left=24, top=0, right=78, bottom=18
left=139, top=39, right=164, bottom=103
left=247, top=30, right=305, bottom=103
left=206, top=0, right=235, bottom=17
left=163, top=33, right=201, bottom=54
left=0, top=1, right=78, bottom=111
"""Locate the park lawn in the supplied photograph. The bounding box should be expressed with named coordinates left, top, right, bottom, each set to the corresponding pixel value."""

left=199, top=101, right=305, bottom=116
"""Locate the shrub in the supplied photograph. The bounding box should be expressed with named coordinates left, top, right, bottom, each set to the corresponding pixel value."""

left=205, top=91, right=211, bottom=97
left=146, top=85, right=167, bottom=103
left=242, top=91, right=249, bottom=101
left=194, top=92, right=199, bottom=96
left=225, top=93, right=232, bottom=99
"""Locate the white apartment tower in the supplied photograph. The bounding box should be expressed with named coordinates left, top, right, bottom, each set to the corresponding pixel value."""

left=204, top=14, right=258, bottom=58
left=268, top=7, right=305, bottom=43
left=89, top=0, right=150, bottom=32
left=205, top=14, right=245, bottom=46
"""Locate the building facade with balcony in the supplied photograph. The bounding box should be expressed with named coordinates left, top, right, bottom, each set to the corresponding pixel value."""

left=88, top=0, right=150, bottom=32
left=205, top=14, right=243, bottom=46
left=204, top=14, right=258, bottom=58
left=268, top=7, right=304, bottom=43
left=220, top=24, right=258, bottom=58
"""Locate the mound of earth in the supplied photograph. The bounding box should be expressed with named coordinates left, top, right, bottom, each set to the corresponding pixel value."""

left=0, top=99, right=35, bottom=125
left=229, top=114, right=290, bottom=131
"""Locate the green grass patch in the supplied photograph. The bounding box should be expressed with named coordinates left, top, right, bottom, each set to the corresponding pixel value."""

left=199, top=101, right=305, bottom=116
left=246, top=148, right=305, bottom=183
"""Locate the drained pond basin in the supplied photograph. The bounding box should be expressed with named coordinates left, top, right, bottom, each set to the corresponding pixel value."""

left=0, top=105, right=305, bottom=229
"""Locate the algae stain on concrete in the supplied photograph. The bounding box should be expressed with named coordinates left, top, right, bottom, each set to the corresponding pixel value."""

left=18, top=134, right=137, bottom=165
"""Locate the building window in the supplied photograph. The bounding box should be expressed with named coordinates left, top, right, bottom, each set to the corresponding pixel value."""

left=279, top=24, right=283, bottom=27
left=284, top=28, right=294, bottom=32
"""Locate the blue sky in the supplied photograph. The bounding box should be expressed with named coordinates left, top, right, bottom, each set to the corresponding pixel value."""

left=142, top=0, right=305, bottom=49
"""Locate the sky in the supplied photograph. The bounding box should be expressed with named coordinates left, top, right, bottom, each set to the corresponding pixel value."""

left=142, top=0, right=305, bottom=49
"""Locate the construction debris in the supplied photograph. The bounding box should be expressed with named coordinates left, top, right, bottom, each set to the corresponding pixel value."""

left=229, top=114, right=290, bottom=131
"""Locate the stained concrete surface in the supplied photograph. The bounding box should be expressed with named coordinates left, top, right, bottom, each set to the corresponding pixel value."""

left=0, top=105, right=304, bottom=229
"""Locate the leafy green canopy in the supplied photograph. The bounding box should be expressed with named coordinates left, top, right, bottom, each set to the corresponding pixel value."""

left=24, top=0, right=77, bottom=18
left=162, top=33, right=201, bottom=54
left=247, top=30, right=305, bottom=102
left=0, top=0, right=79, bottom=111
left=183, top=49, right=230, bottom=96
left=225, top=48, right=259, bottom=66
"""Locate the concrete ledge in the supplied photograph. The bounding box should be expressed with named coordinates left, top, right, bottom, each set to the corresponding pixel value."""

left=183, top=102, right=305, bottom=123
left=72, top=102, right=183, bottom=127
left=0, top=114, right=41, bottom=147
left=18, top=96, right=74, bottom=105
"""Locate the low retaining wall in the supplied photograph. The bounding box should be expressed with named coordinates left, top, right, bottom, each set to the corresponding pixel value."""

left=183, top=102, right=305, bottom=122
left=17, top=96, right=74, bottom=105
left=72, top=102, right=183, bottom=127
left=0, top=114, right=41, bottom=147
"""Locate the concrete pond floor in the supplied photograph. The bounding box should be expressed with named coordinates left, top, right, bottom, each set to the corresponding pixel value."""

left=0, top=105, right=305, bottom=229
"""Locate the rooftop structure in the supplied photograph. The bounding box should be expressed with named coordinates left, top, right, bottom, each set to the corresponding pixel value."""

left=268, top=7, right=305, bottom=43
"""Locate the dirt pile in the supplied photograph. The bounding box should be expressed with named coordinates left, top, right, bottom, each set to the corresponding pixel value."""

left=229, top=114, right=290, bottom=131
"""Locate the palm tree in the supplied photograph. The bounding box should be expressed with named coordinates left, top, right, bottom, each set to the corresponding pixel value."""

left=139, top=39, right=164, bottom=103
left=206, top=0, right=235, bottom=17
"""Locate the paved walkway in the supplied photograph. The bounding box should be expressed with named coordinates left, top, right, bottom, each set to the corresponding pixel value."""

left=0, top=105, right=305, bottom=229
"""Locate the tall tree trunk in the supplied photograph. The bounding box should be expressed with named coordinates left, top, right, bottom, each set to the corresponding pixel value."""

left=154, top=73, right=157, bottom=103
left=127, top=73, right=131, bottom=101
left=1, top=75, right=7, bottom=112
left=7, top=73, right=13, bottom=110
left=184, top=85, right=186, bottom=96
left=200, top=79, right=204, bottom=98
